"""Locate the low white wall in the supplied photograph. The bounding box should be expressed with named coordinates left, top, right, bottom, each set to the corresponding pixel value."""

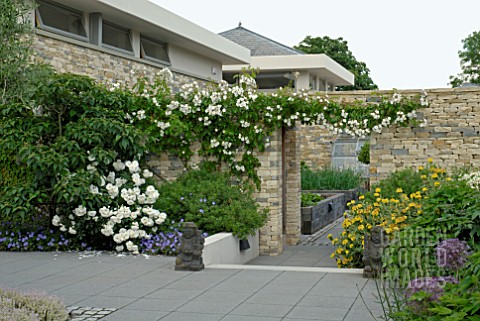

left=203, top=231, right=259, bottom=265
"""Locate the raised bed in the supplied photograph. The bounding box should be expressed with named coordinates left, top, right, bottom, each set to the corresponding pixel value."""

left=301, top=192, right=349, bottom=235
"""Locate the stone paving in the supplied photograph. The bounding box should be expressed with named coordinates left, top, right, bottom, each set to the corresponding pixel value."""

left=248, top=218, right=344, bottom=268
left=0, top=218, right=388, bottom=321
left=0, top=249, right=384, bottom=321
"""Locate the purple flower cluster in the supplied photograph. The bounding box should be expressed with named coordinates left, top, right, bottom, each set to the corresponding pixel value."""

left=139, top=219, right=209, bottom=256
left=0, top=228, right=89, bottom=252
left=140, top=230, right=182, bottom=256
left=436, top=238, right=470, bottom=271
left=405, top=276, right=458, bottom=303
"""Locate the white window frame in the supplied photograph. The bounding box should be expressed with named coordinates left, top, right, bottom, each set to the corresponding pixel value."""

left=35, top=0, right=88, bottom=42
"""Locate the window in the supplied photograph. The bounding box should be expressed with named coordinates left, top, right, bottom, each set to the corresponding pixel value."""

left=141, top=37, right=170, bottom=64
left=102, top=21, right=133, bottom=53
left=36, top=0, right=87, bottom=41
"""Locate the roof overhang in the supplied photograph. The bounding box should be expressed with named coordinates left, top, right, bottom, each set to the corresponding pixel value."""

left=223, top=54, right=354, bottom=86
left=57, top=0, right=250, bottom=64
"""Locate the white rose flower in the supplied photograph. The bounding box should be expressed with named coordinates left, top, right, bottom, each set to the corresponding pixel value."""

left=113, top=160, right=125, bottom=171
left=87, top=211, right=97, bottom=217
left=142, top=169, right=153, bottom=178
left=52, top=215, right=61, bottom=226
left=115, top=245, right=124, bottom=252
left=68, top=227, right=77, bottom=235
left=99, top=206, right=111, bottom=218
left=113, top=234, right=123, bottom=244
left=106, top=171, right=116, bottom=184
left=125, top=160, right=140, bottom=173
left=89, top=185, right=100, bottom=195
left=73, top=205, right=87, bottom=217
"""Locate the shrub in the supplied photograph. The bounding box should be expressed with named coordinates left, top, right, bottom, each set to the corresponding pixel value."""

left=371, top=167, right=424, bottom=197
left=50, top=159, right=167, bottom=254
left=329, top=186, right=422, bottom=268
left=0, top=288, right=68, bottom=321
left=301, top=193, right=325, bottom=207
left=301, top=166, right=364, bottom=191
left=357, top=141, right=370, bottom=164
left=155, top=167, right=268, bottom=239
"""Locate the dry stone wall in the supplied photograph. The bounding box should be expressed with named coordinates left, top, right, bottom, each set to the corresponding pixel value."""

left=303, top=88, right=480, bottom=184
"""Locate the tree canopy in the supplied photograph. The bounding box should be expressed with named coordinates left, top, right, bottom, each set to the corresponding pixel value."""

left=294, top=35, right=378, bottom=91
left=450, top=31, right=480, bottom=88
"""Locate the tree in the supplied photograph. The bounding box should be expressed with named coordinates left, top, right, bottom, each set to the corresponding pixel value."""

left=295, top=36, right=378, bottom=91
left=0, top=0, right=50, bottom=104
left=449, top=31, right=480, bottom=87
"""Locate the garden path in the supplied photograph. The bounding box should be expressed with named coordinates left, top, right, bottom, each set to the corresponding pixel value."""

left=247, top=218, right=343, bottom=268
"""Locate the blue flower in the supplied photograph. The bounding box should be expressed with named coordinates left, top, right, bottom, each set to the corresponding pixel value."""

left=212, top=201, right=216, bottom=205
left=199, top=209, right=204, bottom=213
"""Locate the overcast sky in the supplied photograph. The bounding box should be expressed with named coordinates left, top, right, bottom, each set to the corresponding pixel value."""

left=151, top=0, right=480, bottom=90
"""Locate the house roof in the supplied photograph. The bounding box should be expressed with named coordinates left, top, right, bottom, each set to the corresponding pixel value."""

left=219, top=25, right=304, bottom=57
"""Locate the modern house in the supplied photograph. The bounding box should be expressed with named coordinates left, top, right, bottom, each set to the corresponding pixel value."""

left=220, top=25, right=354, bottom=92
left=31, top=0, right=250, bottom=87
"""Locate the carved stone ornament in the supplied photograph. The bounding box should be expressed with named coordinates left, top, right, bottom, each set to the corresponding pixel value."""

left=175, top=222, right=205, bottom=271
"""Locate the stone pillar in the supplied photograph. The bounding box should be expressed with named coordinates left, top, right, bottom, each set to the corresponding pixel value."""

left=284, top=125, right=301, bottom=245
left=254, top=129, right=283, bottom=256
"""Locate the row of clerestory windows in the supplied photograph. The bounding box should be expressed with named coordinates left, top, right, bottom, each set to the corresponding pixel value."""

left=35, top=0, right=170, bottom=65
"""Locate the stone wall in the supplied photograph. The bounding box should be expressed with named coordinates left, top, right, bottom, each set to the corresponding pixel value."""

left=299, top=125, right=335, bottom=169
left=147, top=128, right=300, bottom=256
left=302, top=88, right=480, bottom=184
left=33, top=34, right=203, bottom=88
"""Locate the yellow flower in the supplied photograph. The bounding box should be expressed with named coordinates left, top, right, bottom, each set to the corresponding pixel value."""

left=446, top=177, right=452, bottom=181
left=330, top=253, right=335, bottom=259
left=374, top=193, right=379, bottom=197
left=342, top=239, right=349, bottom=245
left=418, top=166, right=424, bottom=171
left=422, top=187, right=428, bottom=192
left=358, top=224, right=365, bottom=231
left=345, top=250, right=350, bottom=255
left=367, top=224, right=372, bottom=229
left=428, top=157, right=433, bottom=163
left=375, top=188, right=381, bottom=193
left=396, top=188, right=403, bottom=193
left=336, top=248, right=343, bottom=254
left=434, top=181, right=440, bottom=187
left=431, top=173, right=438, bottom=179
left=327, top=233, right=333, bottom=240
left=421, top=175, right=427, bottom=179
left=359, top=195, right=365, bottom=200
left=349, top=243, right=354, bottom=248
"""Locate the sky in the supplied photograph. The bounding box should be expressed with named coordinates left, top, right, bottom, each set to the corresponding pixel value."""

left=150, top=0, right=480, bottom=90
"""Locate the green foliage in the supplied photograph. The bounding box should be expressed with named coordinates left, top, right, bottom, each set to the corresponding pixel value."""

left=412, top=178, right=480, bottom=243
left=301, top=193, right=325, bottom=207
left=155, top=167, right=268, bottom=239
left=450, top=31, right=480, bottom=87
left=381, top=247, right=480, bottom=321
left=0, top=0, right=53, bottom=104
left=371, top=167, right=424, bottom=197
left=301, top=166, right=364, bottom=190
left=0, top=287, right=68, bottom=321
left=295, top=35, right=378, bottom=90
left=0, top=73, right=149, bottom=232
left=357, top=142, right=370, bottom=164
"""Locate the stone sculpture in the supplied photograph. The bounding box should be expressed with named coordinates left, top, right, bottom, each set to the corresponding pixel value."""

left=362, top=226, right=388, bottom=278
left=175, top=222, right=205, bottom=271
